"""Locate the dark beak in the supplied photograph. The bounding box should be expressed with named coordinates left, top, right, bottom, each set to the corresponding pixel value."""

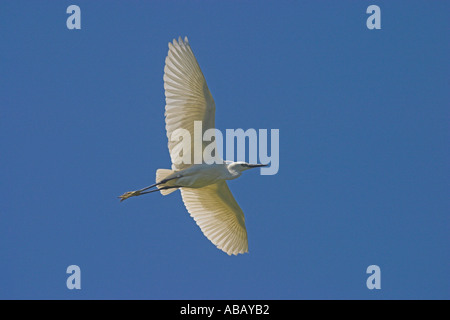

left=247, top=164, right=268, bottom=168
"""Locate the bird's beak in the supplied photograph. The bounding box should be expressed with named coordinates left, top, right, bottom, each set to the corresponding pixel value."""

left=247, top=164, right=268, bottom=168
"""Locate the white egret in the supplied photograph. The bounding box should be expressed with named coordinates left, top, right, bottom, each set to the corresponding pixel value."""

left=119, top=36, right=266, bottom=255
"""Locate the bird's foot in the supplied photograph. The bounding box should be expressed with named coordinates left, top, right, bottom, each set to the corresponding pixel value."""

left=118, top=190, right=141, bottom=202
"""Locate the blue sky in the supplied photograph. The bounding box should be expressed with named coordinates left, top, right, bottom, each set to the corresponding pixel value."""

left=1, top=1, right=448, bottom=299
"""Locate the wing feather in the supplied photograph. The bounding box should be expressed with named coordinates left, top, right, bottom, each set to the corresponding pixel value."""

left=180, top=181, right=249, bottom=255
left=164, top=37, right=216, bottom=170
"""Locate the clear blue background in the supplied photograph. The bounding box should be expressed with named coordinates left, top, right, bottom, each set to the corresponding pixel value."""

left=1, top=0, right=448, bottom=299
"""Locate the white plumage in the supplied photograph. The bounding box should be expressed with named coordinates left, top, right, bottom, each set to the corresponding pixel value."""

left=164, top=36, right=216, bottom=170
left=119, top=37, right=266, bottom=255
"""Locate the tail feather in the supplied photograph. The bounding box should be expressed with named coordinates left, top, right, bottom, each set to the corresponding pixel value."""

left=156, top=169, right=178, bottom=195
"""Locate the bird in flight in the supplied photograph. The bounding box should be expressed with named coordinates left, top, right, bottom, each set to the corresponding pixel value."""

left=119, top=36, right=266, bottom=255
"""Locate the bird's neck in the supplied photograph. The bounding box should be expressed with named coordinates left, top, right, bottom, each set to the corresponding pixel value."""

left=225, top=163, right=243, bottom=180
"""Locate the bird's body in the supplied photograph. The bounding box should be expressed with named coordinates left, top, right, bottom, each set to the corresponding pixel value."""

left=119, top=36, right=266, bottom=255
left=161, top=162, right=241, bottom=189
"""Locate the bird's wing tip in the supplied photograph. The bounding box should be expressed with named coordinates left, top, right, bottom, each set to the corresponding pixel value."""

left=170, top=36, right=189, bottom=45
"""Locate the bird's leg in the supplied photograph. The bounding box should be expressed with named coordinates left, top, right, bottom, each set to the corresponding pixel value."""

left=134, top=175, right=182, bottom=192
left=139, top=186, right=180, bottom=195
left=118, top=175, right=182, bottom=202
left=118, top=186, right=180, bottom=201
left=118, top=189, right=146, bottom=202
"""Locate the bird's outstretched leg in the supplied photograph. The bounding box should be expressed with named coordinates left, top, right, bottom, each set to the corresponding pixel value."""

left=118, top=176, right=181, bottom=202
left=118, top=190, right=145, bottom=202
left=139, top=186, right=180, bottom=195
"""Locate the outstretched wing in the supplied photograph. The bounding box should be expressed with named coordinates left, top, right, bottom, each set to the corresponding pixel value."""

left=164, top=36, right=216, bottom=170
left=180, top=181, right=249, bottom=255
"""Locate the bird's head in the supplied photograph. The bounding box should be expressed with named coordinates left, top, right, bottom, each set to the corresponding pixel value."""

left=227, top=161, right=268, bottom=176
